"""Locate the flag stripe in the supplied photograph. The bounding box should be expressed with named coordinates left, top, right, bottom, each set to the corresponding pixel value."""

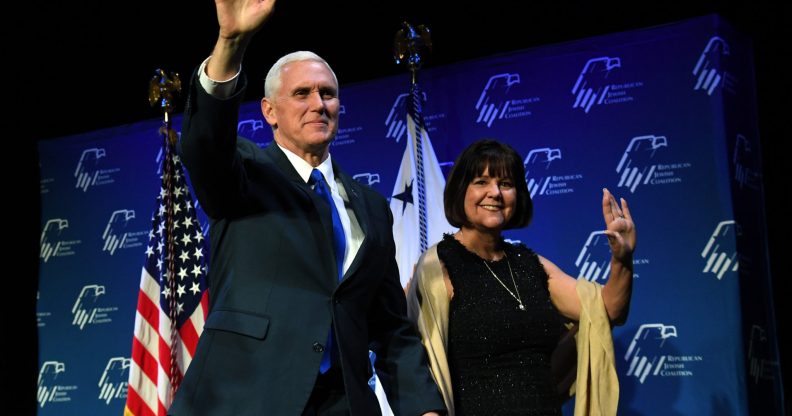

left=157, top=329, right=174, bottom=380
left=131, top=332, right=160, bottom=392
left=178, top=320, right=198, bottom=368
left=126, top=362, right=160, bottom=416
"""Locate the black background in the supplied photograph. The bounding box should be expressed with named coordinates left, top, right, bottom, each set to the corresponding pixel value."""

left=8, top=0, right=788, bottom=413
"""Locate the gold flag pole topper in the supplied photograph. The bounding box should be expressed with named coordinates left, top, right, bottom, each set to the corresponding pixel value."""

left=147, top=68, right=183, bottom=396
left=148, top=69, right=182, bottom=145
left=393, top=21, right=432, bottom=85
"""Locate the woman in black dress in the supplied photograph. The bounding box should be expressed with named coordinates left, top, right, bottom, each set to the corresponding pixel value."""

left=407, top=140, right=636, bottom=415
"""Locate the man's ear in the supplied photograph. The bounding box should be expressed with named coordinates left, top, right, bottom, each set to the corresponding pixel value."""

left=261, top=97, right=277, bottom=127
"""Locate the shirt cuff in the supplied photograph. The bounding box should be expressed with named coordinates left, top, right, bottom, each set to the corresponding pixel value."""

left=197, top=56, right=241, bottom=99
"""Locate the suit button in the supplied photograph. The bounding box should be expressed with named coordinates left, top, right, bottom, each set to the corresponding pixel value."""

left=312, top=342, right=324, bottom=353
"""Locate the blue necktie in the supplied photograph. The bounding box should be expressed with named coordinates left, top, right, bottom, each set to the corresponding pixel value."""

left=310, top=169, right=346, bottom=373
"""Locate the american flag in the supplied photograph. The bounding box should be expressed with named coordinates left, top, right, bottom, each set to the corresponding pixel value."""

left=125, top=142, right=208, bottom=416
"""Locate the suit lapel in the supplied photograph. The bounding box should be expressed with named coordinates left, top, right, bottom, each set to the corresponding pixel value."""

left=264, top=141, right=306, bottom=183
left=264, top=143, right=337, bottom=290
left=335, top=165, right=371, bottom=283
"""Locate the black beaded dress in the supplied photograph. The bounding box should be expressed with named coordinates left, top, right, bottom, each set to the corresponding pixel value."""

left=438, top=234, right=562, bottom=415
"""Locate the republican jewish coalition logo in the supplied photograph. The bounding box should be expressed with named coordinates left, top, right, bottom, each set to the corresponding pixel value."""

left=40, top=218, right=70, bottom=262
left=102, top=209, right=135, bottom=255
left=238, top=118, right=266, bottom=139
left=701, top=220, right=740, bottom=280
left=571, top=57, right=621, bottom=113
left=575, top=231, right=612, bottom=283
left=74, top=147, right=119, bottom=192
left=523, top=147, right=583, bottom=198
left=38, top=361, right=77, bottom=407
left=385, top=93, right=413, bottom=142
left=475, top=73, right=521, bottom=127
left=384, top=91, right=442, bottom=142
left=692, top=36, right=735, bottom=95
left=333, top=105, right=361, bottom=147
left=733, top=134, right=762, bottom=190
left=615, top=135, right=668, bottom=193
left=748, top=325, right=781, bottom=384
left=41, top=176, right=55, bottom=194
left=71, top=284, right=118, bottom=330
left=74, top=148, right=106, bottom=191
left=624, top=323, right=679, bottom=383
left=37, top=290, right=52, bottom=328
left=353, top=172, right=381, bottom=186
left=525, top=148, right=561, bottom=197
left=98, top=357, right=130, bottom=404
left=72, top=284, right=105, bottom=329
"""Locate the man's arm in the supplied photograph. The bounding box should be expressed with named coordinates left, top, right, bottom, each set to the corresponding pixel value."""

left=367, top=201, right=446, bottom=416
left=206, top=0, right=276, bottom=80
left=179, top=0, right=277, bottom=219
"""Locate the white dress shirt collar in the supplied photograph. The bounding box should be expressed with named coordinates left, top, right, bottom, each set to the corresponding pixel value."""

left=276, top=143, right=337, bottom=189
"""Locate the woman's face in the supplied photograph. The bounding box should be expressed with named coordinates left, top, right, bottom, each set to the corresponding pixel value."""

left=463, top=166, right=517, bottom=232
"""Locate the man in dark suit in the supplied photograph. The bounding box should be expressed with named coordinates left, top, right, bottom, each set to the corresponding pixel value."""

left=168, top=0, right=445, bottom=415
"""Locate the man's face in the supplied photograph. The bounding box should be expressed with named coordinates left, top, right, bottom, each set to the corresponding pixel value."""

left=262, top=60, right=340, bottom=158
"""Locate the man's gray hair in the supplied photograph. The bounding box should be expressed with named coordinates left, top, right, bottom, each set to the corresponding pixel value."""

left=264, top=51, right=338, bottom=98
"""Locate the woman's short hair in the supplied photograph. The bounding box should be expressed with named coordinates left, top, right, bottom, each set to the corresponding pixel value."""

left=444, top=139, right=533, bottom=229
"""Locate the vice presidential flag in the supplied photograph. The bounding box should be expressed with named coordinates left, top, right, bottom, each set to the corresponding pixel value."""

left=390, top=83, right=455, bottom=287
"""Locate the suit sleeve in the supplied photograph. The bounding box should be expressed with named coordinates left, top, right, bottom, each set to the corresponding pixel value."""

left=179, top=67, right=255, bottom=220
left=367, top=200, right=446, bottom=416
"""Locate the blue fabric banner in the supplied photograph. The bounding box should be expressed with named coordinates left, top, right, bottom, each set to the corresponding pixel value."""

left=37, top=15, right=782, bottom=415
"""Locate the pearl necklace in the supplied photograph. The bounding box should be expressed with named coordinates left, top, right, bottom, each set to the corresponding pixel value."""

left=482, top=254, right=526, bottom=311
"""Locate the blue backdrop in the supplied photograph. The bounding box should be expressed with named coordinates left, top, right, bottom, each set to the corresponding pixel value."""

left=37, top=15, right=783, bottom=415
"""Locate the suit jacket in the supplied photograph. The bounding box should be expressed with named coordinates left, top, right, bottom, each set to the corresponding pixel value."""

left=169, top=70, right=444, bottom=415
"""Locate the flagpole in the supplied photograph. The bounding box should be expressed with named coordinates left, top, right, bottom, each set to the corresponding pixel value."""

left=128, top=70, right=208, bottom=416
left=148, top=69, right=183, bottom=398
left=394, top=22, right=433, bottom=252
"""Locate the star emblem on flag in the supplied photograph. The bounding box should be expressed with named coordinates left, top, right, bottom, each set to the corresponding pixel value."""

left=392, top=178, right=414, bottom=215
